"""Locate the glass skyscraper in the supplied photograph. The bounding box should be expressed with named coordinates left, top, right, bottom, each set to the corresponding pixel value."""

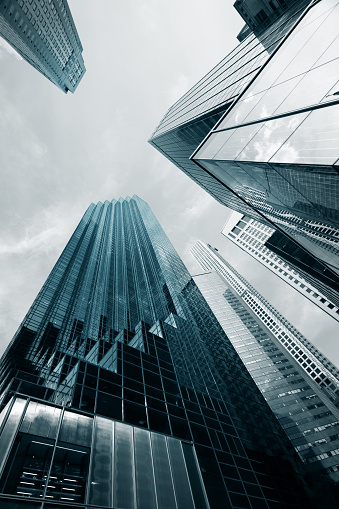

left=0, top=196, right=314, bottom=509
left=190, top=241, right=339, bottom=484
left=150, top=0, right=338, bottom=298
left=149, top=1, right=309, bottom=221
left=221, top=211, right=339, bottom=317
left=0, top=0, right=85, bottom=93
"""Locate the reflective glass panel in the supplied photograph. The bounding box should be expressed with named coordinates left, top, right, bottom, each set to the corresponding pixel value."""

left=134, top=427, right=157, bottom=509
left=271, top=104, right=339, bottom=165
left=167, top=437, right=195, bottom=509
left=0, top=398, right=27, bottom=475
left=113, top=421, right=135, bottom=509
left=20, top=401, right=61, bottom=439
left=59, top=411, right=93, bottom=447
left=151, top=432, right=177, bottom=509
left=88, top=416, right=113, bottom=506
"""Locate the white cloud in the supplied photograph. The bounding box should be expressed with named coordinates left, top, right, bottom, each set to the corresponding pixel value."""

left=0, top=224, right=64, bottom=256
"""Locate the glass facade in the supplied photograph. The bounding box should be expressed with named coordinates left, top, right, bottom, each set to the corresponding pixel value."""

left=0, top=398, right=206, bottom=508
left=191, top=243, right=339, bottom=484
left=0, top=196, right=313, bottom=508
left=150, top=0, right=338, bottom=303
left=192, top=0, right=339, bottom=277
left=0, top=0, right=85, bottom=93
left=222, top=211, right=339, bottom=317
left=149, top=3, right=308, bottom=222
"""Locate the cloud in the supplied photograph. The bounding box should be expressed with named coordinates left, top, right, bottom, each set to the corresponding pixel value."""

left=0, top=37, right=22, bottom=60
left=0, top=203, right=81, bottom=258
left=183, top=191, right=213, bottom=221
left=0, top=224, right=64, bottom=256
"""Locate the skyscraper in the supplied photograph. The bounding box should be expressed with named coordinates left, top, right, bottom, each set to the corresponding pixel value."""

left=0, top=196, right=313, bottom=508
left=149, top=1, right=308, bottom=221
left=222, top=211, right=339, bottom=318
left=0, top=0, right=85, bottom=93
left=191, top=241, right=339, bottom=483
left=150, top=0, right=339, bottom=290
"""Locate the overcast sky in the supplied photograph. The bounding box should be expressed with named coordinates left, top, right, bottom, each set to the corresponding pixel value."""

left=0, top=0, right=338, bottom=366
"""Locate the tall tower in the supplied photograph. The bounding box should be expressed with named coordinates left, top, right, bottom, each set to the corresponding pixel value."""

left=0, top=0, right=85, bottom=93
left=149, top=0, right=339, bottom=288
left=221, top=211, right=339, bottom=317
left=149, top=2, right=309, bottom=221
left=0, top=196, right=312, bottom=508
left=191, top=240, right=339, bottom=482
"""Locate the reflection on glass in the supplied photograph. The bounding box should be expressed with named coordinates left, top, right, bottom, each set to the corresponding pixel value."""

left=236, top=112, right=307, bottom=162
left=271, top=104, right=339, bottom=165
left=213, top=123, right=262, bottom=161
left=20, top=401, right=61, bottom=439
left=0, top=398, right=27, bottom=475
left=151, top=433, right=177, bottom=509
left=88, top=416, right=113, bottom=506
left=134, top=428, right=157, bottom=509
left=217, top=1, right=339, bottom=131
left=167, top=437, right=195, bottom=509
left=114, top=421, right=135, bottom=509
left=59, top=410, right=93, bottom=447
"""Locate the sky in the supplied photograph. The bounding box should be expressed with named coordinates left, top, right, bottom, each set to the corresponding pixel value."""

left=0, top=0, right=338, bottom=366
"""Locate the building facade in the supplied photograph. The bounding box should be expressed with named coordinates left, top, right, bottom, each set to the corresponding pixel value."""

left=190, top=241, right=339, bottom=483
left=0, top=196, right=313, bottom=509
left=150, top=0, right=339, bottom=293
left=192, top=0, right=339, bottom=273
left=149, top=1, right=308, bottom=221
left=0, top=0, right=85, bottom=93
left=221, top=211, right=339, bottom=318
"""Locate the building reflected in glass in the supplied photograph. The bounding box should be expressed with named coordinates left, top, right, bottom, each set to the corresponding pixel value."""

left=0, top=196, right=314, bottom=508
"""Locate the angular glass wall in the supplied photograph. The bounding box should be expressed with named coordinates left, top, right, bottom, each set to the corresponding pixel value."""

left=149, top=3, right=308, bottom=220
left=193, top=0, right=339, bottom=278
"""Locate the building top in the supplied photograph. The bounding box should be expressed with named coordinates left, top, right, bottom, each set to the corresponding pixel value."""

left=0, top=0, right=86, bottom=93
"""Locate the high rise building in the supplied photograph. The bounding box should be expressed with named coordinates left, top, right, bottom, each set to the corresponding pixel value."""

left=221, top=211, right=339, bottom=318
left=149, top=0, right=339, bottom=291
left=0, top=0, right=85, bottom=93
left=149, top=1, right=308, bottom=221
left=0, top=196, right=314, bottom=508
left=191, top=240, right=339, bottom=483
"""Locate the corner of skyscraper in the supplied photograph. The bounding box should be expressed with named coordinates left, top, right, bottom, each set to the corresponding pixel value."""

left=0, top=0, right=85, bottom=93
left=149, top=0, right=339, bottom=309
